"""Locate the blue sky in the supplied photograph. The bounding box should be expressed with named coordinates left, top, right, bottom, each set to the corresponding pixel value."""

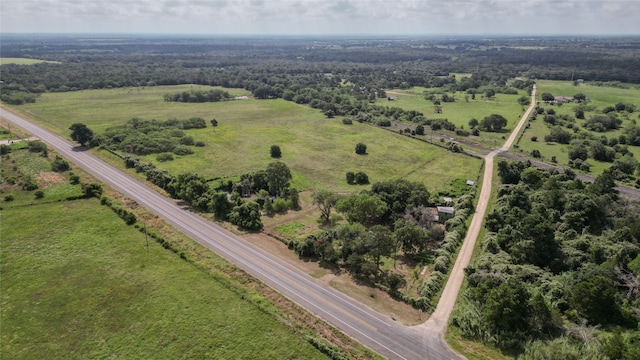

left=2, top=0, right=639, bottom=35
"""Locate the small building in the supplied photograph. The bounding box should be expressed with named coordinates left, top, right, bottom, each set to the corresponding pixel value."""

left=466, top=180, right=475, bottom=186
left=437, top=206, right=455, bottom=223
left=554, top=96, right=572, bottom=103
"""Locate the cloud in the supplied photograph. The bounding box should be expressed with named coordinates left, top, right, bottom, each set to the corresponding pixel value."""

left=1, top=0, right=638, bottom=34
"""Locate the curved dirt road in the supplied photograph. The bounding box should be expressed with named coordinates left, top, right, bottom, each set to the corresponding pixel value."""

left=419, top=86, right=537, bottom=345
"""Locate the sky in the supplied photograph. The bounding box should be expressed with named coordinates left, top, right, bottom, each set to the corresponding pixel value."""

left=1, top=0, right=639, bottom=36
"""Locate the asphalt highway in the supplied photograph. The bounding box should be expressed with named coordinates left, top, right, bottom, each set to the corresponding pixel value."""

left=2, top=107, right=464, bottom=359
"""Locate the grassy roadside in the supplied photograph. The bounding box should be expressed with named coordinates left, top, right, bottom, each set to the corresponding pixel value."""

left=0, top=144, right=380, bottom=360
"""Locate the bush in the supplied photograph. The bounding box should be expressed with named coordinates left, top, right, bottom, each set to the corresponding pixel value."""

left=355, top=172, right=369, bottom=185
left=531, top=149, right=542, bottom=158
left=69, top=174, right=80, bottom=184
left=34, top=190, right=44, bottom=199
left=342, top=118, right=353, bottom=125
left=273, top=198, right=289, bottom=213
left=346, top=171, right=355, bottom=184
left=4, top=195, right=15, bottom=202
left=179, top=136, right=195, bottom=145
left=270, top=145, right=282, bottom=158
left=530, top=136, right=537, bottom=142
left=156, top=153, right=174, bottom=162
left=194, top=141, right=205, bottom=147
left=355, top=143, right=367, bottom=155
left=51, top=156, right=71, bottom=172
left=173, top=146, right=193, bottom=155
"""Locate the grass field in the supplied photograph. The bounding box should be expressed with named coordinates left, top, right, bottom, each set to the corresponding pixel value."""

left=1, top=199, right=329, bottom=359
left=17, top=85, right=481, bottom=194
left=379, top=87, right=529, bottom=148
left=516, top=80, right=640, bottom=177
left=0, top=58, right=61, bottom=65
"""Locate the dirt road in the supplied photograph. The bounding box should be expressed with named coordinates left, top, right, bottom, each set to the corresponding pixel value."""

left=418, top=86, right=538, bottom=355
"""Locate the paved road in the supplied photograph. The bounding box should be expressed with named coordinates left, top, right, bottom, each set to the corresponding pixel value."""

left=419, top=86, right=538, bottom=342
left=2, top=108, right=463, bottom=359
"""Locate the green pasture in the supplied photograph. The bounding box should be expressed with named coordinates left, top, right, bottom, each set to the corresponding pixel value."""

left=0, top=58, right=61, bottom=65
left=0, top=199, right=327, bottom=359
left=516, top=80, right=640, bottom=177
left=379, top=87, right=529, bottom=147
left=18, top=85, right=481, bottom=194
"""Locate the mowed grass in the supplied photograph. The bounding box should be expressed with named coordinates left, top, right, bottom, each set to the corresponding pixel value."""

left=0, top=199, right=328, bottom=359
left=516, top=80, right=640, bottom=175
left=0, top=58, right=61, bottom=65
left=18, top=85, right=481, bottom=194
left=379, top=87, right=529, bottom=147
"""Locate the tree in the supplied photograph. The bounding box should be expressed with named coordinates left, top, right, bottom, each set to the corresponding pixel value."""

left=69, top=123, right=94, bottom=146
left=270, top=145, right=282, bottom=158
left=208, top=191, right=233, bottom=220
left=394, top=219, right=428, bottom=256
left=346, top=171, right=355, bottom=184
left=210, top=119, right=218, bottom=126
left=541, top=92, right=555, bottom=102
left=479, top=114, right=508, bottom=132
left=517, top=95, right=531, bottom=106
left=415, top=124, right=425, bottom=135
left=355, top=142, right=367, bottom=155
left=229, top=200, right=263, bottom=231
left=313, top=190, right=340, bottom=224
left=468, top=118, right=479, bottom=129
left=355, top=171, right=369, bottom=185
left=573, top=93, right=586, bottom=102
left=570, top=275, right=621, bottom=325
left=265, top=161, right=292, bottom=197
left=336, top=193, right=387, bottom=227
left=485, top=88, right=496, bottom=98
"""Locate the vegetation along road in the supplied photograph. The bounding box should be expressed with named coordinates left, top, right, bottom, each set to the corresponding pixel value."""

left=2, top=108, right=461, bottom=360
left=421, top=86, right=538, bottom=345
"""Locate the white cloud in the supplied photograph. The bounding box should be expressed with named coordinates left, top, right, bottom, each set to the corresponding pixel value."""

left=1, top=0, right=638, bottom=34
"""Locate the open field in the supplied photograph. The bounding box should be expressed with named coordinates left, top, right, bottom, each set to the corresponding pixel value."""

left=17, top=85, right=482, bottom=194
left=516, top=80, right=640, bottom=177
left=1, top=171, right=329, bottom=360
left=378, top=87, right=529, bottom=148
left=0, top=58, right=61, bottom=65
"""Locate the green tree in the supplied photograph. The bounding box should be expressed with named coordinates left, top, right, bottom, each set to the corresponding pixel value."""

left=229, top=200, right=263, bottom=231
left=482, top=278, right=531, bottom=343
left=394, top=219, right=428, bottom=256
left=208, top=191, right=233, bottom=220
left=346, top=171, right=356, bottom=184
left=69, top=123, right=94, bottom=146
left=336, top=193, right=387, bottom=227
left=270, top=145, right=282, bottom=158
left=313, top=190, right=340, bottom=224
left=355, top=142, right=367, bottom=155
left=570, top=275, right=621, bottom=325
left=415, top=124, right=425, bottom=135
left=265, top=161, right=292, bottom=197
left=468, top=118, right=479, bottom=129
left=479, top=114, right=508, bottom=132
left=541, top=92, right=555, bottom=102
left=518, top=95, right=531, bottom=106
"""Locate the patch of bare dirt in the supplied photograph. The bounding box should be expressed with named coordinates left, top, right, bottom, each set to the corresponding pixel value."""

left=36, top=171, right=65, bottom=188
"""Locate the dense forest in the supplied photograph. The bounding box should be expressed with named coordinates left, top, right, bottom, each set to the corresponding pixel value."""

left=1, top=35, right=640, bottom=106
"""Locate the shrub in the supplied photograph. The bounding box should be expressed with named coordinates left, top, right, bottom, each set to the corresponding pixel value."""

left=355, top=172, right=369, bottom=185
left=156, top=153, right=174, bottom=162
left=51, top=156, right=71, bottom=172
left=270, top=145, right=282, bottom=158
left=342, top=118, right=353, bottom=125
left=34, top=190, right=44, bottom=199
left=355, top=143, right=367, bottom=155
left=346, top=171, right=355, bottom=184
left=173, top=146, right=193, bottom=155
left=531, top=136, right=537, bottom=142
left=179, top=136, right=195, bottom=145
left=194, top=141, right=205, bottom=147
left=69, top=174, right=80, bottom=184
left=531, top=149, right=542, bottom=158
left=273, top=198, right=289, bottom=213
left=4, top=195, right=15, bottom=202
